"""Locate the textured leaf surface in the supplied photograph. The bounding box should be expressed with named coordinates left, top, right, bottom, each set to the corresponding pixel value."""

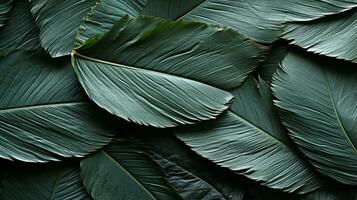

left=77, top=0, right=147, bottom=45
left=284, top=10, right=357, bottom=63
left=0, top=163, right=91, bottom=200
left=176, top=77, right=324, bottom=193
left=0, top=0, right=40, bottom=55
left=29, top=0, right=97, bottom=57
left=142, top=133, right=248, bottom=200
left=80, top=139, right=181, bottom=200
left=143, top=0, right=357, bottom=43
left=0, top=51, right=115, bottom=162
left=0, top=0, right=12, bottom=27
left=258, top=42, right=288, bottom=82
left=272, top=51, right=357, bottom=184
left=72, top=16, right=266, bottom=127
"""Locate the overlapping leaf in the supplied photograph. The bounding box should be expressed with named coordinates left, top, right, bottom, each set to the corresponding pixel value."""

left=72, top=16, right=266, bottom=127
left=143, top=0, right=357, bottom=43
left=0, top=51, right=116, bottom=162
left=0, top=163, right=91, bottom=200
left=0, top=0, right=12, bottom=27
left=175, top=77, right=325, bottom=193
left=284, top=10, right=357, bottom=63
left=29, top=0, right=97, bottom=57
left=0, top=0, right=40, bottom=55
left=272, top=51, right=357, bottom=184
left=80, top=139, right=181, bottom=200
left=77, top=0, right=147, bottom=45
left=258, top=42, right=288, bottom=81
left=142, top=133, right=247, bottom=200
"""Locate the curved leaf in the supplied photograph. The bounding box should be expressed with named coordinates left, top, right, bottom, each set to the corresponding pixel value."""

left=258, top=41, right=288, bottom=82
left=283, top=10, right=357, bottom=63
left=77, top=0, right=147, bottom=45
left=0, top=0, right=40, bottom=55
left=72, top=16, right=266, bottom=127
left=175, top=77, right=325, bottom=193
left=0, top=163, right=91, bottom=200
left=141, top=133, right=247, bottom=200
left=153, top=153, right=230, bottom=200
left=301, top=188, right=357, bottom=200
left=272, top=51, right=357, bottom=184
left=143, top=0, right=357, bottom=43
left=0, top=0, right=12, bottom=27
left=29, top=0, right=97, bottom=57
left=80, top=139, right=181, bottom=200
left=0, top=51, right=115, bottom=162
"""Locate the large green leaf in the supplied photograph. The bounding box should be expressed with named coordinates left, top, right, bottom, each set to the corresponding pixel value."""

left=283, top=10, right=357, bottom=63
left=141, top=133, right=248, bottom=200
left=0, top=0, right=40, bottom=55
left=72, top=16, right=266, bottom=128
left=0, top=162, right=91, bottom=200
left=29, top=0, right=97, bottom=57
left=80, top=139, right=181, bottom=200
left=272, top=51, right=357, bottom=184
left=77, top=0, right=147, bottom=45
left=143, top=0, right=357, bottom=43
left=175, top=77, right=325, bottom=193
left=0, top=51, right=116, bottom=162
left=0, top=0, right=12, bottom=27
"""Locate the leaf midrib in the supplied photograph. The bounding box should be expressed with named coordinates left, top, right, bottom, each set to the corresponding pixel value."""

left=102, top=150, right=157, bottom=200
left=72, top=50, right=225, bottom=90
left=229, top=110, right=289, bottom=148
left=323, top=70, right=357, bottom=154
left=0, top=101, right=87, bottom=113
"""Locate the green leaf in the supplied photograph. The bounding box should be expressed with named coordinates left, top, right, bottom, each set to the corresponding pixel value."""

left=301, top=188, right=357, bottom=200
left=141, top=133, right=247, bottom=200
left=0, top=162, right=91, bottom=200
left=283, top=10, right=357, bottom=63
left=272, top=51, right=357, bottom=184
left=175, top=77, right=325, bottom=193
left=77, top=0, right=147, bottom=45
left=143, top=0, right=357, bottom=43
left=72, top=16, right=266, bottom=128
left=0, top=0, right=12, bottom=27
left=80, top=139, right=182, bottom=200
left=0, top=51, right=116, bottom=162
left=29, top=0, right=97, bottom=57
left=0, top=0, right=40, bottom=55
left=258, top=41, right=288, bottom=82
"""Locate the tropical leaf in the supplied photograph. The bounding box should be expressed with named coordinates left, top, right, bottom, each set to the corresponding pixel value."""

left=141, top=133, right=248, bottom=200
left=0, top=162, right=92, bottom=200
left=0, top=0, right=40, bottom=55
left=77, top=0, right=147, bottom=45
left=29, top=0, right=97, bottom=57
left=143, top=0, right=357, bottom=43
left=72, top=16, right=266, bottom=128
left=80, top=139, right=182, bottom=200
left=258, top=41, right=288, bottom=82
left=272, top=51, right=357, bottom=184
left=0, top=50, right=116, bottom=162
left=301, top=188, right=357, bottom=200
left=175, top=77, right=325, bottom=193
left=283, top=10, right=357, bottom=63
left=0, top=0, right=12, bottom=27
